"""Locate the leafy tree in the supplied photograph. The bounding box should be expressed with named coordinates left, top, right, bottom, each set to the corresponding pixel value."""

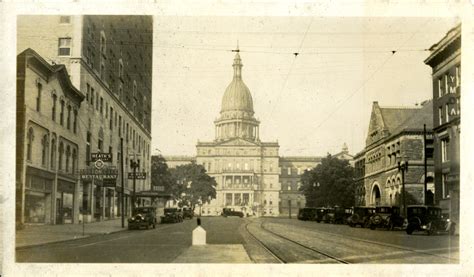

left=169, top=162, right=217, bottom=210
left=150, top=155, right=174, bottom=194
left=300, top=154, right=354, bottom=207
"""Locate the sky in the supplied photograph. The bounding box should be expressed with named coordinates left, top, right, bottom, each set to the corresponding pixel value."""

left=151, top=16, right=459, bottom=157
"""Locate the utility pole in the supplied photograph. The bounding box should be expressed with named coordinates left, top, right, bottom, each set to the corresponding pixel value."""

left=120, top=138, right=125, bottom=228
left=130, top=159, right=140, bottom=212
left=423, top=124, right=427, bottom=205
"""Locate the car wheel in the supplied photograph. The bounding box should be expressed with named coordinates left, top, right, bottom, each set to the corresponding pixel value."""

left=406, top=225, right=414, bottom=235
left=449, top=225, right=456, bottom=236
left=388, top=221, right=394, bottom=231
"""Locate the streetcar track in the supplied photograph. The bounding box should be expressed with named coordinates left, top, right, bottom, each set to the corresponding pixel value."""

left=264, top=220, right=459, bottom=262
left=245, top=219, right=349, bottom=264
left=244, top=221, right=285, bottom=263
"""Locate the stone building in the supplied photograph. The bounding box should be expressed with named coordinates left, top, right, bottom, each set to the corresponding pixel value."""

left=195, top=49, right=280, bottom=217
left=278, top=156, right=321, bottom=217
left=16, top=49, right=85, bottom=225
left=361, top=101, right=434, bottom=213
left=17, top=15, right=153, bottom=223
left=424, top=24, right=461, bottom=225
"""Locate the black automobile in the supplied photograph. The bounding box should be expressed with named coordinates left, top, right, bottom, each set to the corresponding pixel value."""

left=328, top=206, right=351, bottom=224
left=405, top=205, right=455, bottom=235
left=315, top=207, right=329, bottom=223
left=347, top=206, right=376, bottom=228
left=323, top=208, right=335, bottom=223
left=222, top=208, right=244, bottom=218
left=161, top=207, right=183, bottom=223
left=128, top=206, right=157, bottom=230
left=369, top=206, right=405, bottom=230
left=297, top=207, right=317, bottom=221
left=183, top=207, right=194, bottom=219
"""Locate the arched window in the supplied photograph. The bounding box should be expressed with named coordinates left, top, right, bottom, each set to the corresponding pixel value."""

left=50, top=137, right=56, bottom=169
left=73, top=109, right=78, bottom=133
left=41, top=134, right=49, bottom=166
left=72, top=148, right=77, bottom=174
left=58, top=142, right=64, bottom=170
left=26, top=127, right=34, bottom=161
left=67, top=105, right=71, bottom=130
left=52, top=94, right=57, bottom=121
left=65, top=145, right=71, bottom=173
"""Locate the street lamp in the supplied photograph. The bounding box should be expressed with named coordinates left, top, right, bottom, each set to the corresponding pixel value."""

left=130, top=159, right=140, bottom=211
left=397, top=157, right=408, bottom=217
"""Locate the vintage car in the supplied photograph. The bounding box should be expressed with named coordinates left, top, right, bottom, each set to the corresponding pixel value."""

left=222, top=208, right=244, bottom=218
left=315, top=207, right=329, bottom=223
left=182, top=207, right=194, bottom=219
left=160, top=207, right=183, bottom=223
left=128, top=206, right=157, bottom=230
left=369, top=206, right=405, bottom=230
left=347, top=206, right=376, bottom=228
left=323, top=208, right=335, bottom=223
left=327, top=206, right=352, bottom=224
left=297, top=207, right=317, bottom=221
left=405, top=205, right=455, bottom=235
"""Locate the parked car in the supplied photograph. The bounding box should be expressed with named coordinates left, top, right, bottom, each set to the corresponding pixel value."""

left=315, top=207, right=329, bottom=223
left=161, top=207, right=183, bottom=223
left=347, top=206, right=376, bottom=228
left=298, top=207, right=317, bottom=221
left=183, top=207, right=194, bottom=219
left=128, top=206, right=157, bottom=230
left=369, top=206, right=405, bottom=230
left=405, top=205, right=455, bottom=235
left=328, top=206, right=351, bottom=224
left=323, top=208, right=335, bottom=223
left=222, top=208, right=244, bottom=217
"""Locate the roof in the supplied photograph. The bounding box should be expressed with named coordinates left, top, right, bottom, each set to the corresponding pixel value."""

left=17, top=48, right=85, bottom=103
left=389, top=100, right=433, bottom=134
left=220, top=52, right=254, bottom=114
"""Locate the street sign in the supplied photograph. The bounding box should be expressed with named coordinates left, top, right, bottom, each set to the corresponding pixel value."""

left=91, top=153, right=113, bottom=162
left=79, top=167, right=118, bottom=181
left=128, top=172, right=147, bottom=180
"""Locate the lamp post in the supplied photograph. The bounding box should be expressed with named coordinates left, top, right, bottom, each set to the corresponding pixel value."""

left=130, top=159, right=140, bottom=212
left=397, top=158, right=408, bottom=217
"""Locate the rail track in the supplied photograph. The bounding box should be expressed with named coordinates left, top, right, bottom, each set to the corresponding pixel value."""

left=262, top=220, right=459, bottom=263
left=245, top=220, right=350, bottom=264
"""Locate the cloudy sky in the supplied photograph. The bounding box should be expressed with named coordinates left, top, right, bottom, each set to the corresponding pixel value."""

left=151, top=16, right=459, bottom=157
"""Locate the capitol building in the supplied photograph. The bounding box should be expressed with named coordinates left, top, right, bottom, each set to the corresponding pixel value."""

left=164, top=49, right=352, bottom=217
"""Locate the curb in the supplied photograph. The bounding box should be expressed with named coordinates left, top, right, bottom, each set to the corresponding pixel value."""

left=16, top=228, right=128, bottom=250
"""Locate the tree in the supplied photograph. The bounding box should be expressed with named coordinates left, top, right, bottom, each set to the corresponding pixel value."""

left=150, top=155, right=174, bottom=194
left=299, top=154, right=354, bottom=207
left=169, top=162, right=217, bottom=210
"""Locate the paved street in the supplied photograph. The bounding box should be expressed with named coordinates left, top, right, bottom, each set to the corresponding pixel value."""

left=16, top=217, right=458, bottom=263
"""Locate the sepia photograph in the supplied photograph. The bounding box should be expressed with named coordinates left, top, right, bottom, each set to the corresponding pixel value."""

left=1, top=1, right=474, bottom=276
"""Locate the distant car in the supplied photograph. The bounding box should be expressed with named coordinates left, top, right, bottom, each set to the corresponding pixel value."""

left=222, top=208, right=244, bottom=218
left=369, top=206, right=405, bottom=230
left=323, top=208, right=335, bottom=223
left=405, top=205, right=455, bottom=236
left=298, top=207, right=317, bottom=221
left=183, top=207, right=194, bottom=219
left=128, top=206, right=157, bottom=230
left=314, top=207, right=330, bottom=223
left=161, top=207, right=183, bottom=223
left=347, top=206, right=376, bottom=228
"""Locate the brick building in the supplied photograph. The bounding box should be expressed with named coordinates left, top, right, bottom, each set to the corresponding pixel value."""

left=360, top=101, right=434, bottom=213
left=16, top=49, right=85, bottom=225
left=353, top=150, right=366, bottom=206
left=424, top=24, right=461, bottom=226
left=17, top=15, right=153, bottom=224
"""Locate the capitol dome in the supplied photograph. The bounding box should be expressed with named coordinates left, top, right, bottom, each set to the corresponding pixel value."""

left=220, top=52, right=254, bottom=114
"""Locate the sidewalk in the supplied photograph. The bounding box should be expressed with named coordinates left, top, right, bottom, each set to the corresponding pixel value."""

left=173, top=244, right=252, bottom=263
left=16, top=218, right=126, bottom=248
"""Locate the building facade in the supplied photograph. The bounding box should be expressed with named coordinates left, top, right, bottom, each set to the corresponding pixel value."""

left=424, top=24, right=461, bottom=226
left=353, top=150, right=366, bottom=206
left=360, top=101, right=434, bottom=213
left=278, top=157, right=320, bottom=217
left=17, top=15, right=153, bottom=224
left=16, top=49, right=85, bottom=225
